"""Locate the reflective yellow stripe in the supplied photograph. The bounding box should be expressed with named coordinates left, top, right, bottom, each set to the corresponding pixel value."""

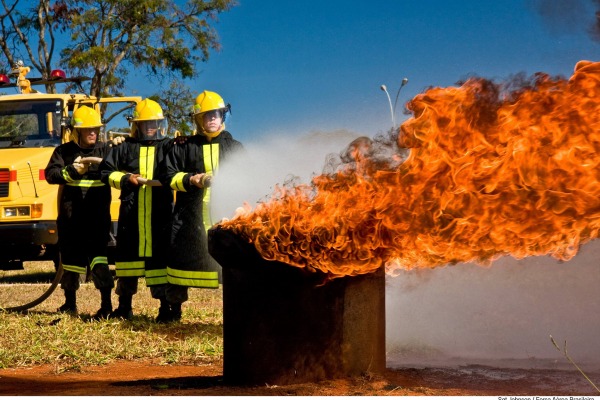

left=146, top=275, right=168, bottom=285
left=145, top=268, right=166, bottom=277
left=108, top=171, right=126, bottom=190
left=145, top=268, right=168, bottom=285
left=202, top=144, right=219, bottom=231
left=170, top=172, right=187, bottom=191
left=115, top=260, right=145, bottom=277
left=90, top=256, right=108, bottom=269
left=166, top=266, right=219, bottom=288
left=61, top=167, right=75, bottom=183
left=63, top=264, right=86, bottom=274
left=138, top=147, right=154, bottom=257
left=202, top=144, right=219, bottom=175
left=66, top=179, right=105, bottom=187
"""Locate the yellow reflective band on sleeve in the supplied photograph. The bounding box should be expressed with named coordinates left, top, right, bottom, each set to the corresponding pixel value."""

left=90, top=256, right=108, bottom=270
left=108, top=171, right=126, bottom=190
left=138, top=147, right=154, bottom=257
left=145, top=268, right=168, bottom=286
left=166, top=266, right=219, bottom=288
left=66, top=180, right=105, bottom=187
left=202, top=144, right=219, bottom=231
left=170, top=172, right=188, bottom=191
left=62, top=264, right=87, bottom=275
left=61, top=167, right=75, bottom=183
left=115, top=260, right=145, bottom=277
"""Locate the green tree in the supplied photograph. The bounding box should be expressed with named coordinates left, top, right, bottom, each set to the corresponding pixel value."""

left=0, top=0, right=72, bottom=93
left=153, top=80, right=195, bottom=137
left=61, top=0, right=235, bottom=98
left=0, top=0, right=235, bottom=98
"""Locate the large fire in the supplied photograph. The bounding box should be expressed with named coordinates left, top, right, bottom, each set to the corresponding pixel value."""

left=218, top=60, right=600, bottom=278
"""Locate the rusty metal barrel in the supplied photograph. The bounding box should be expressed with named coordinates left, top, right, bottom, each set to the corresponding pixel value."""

left=208, top=226, right=385, bottom=385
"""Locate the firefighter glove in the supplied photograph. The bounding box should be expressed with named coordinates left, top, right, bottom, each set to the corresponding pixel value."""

left=190, top=173, right=211, bottom=188
left=72, top=156, right=89, bottom=175
left=128, top=173, right=141, bottom=186
left=110, top=136, right=125, bottom=146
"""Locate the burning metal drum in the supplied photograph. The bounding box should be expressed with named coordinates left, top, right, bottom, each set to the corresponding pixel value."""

left=208, top=226, right=385, bottom=385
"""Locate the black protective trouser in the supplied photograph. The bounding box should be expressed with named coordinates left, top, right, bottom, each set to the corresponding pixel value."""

left=60, top=263, right=114, bottom=291
left=165, top=283, right=188, bottom=304
left=115, top=277, right=175, bottom=301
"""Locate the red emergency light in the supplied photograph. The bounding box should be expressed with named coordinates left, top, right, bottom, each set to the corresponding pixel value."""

left=0, top=74, right=10, bottom=85
left=50, top=69, right=66, bottom=80
left=39, top=169, right=46, bottom=181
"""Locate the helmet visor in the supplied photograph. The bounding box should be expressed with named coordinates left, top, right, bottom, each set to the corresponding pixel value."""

left=203, top=109, right=224, bottom=120
left=136, top=119, right=168, bottom=141
left=194, top=108, right=227, bottom=127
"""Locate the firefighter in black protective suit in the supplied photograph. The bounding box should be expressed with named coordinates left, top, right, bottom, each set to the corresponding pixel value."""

left=44, top=105, right=114, bottom=319
left=158, top=90, right=243, bottom=322
left=100, top=99, right=174, bottom=321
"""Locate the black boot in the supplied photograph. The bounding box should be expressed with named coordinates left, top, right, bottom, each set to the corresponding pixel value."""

left=109, top=294, right=133, bottom=320
left=58, top=289, right=77, bottom=314
left=155, top=299, right=172, bottom=323
left=58, top=289, right=77, bottom=313
left=92, top=288, right=113, bottom=320
left=170, top=302, right=182, bottom=322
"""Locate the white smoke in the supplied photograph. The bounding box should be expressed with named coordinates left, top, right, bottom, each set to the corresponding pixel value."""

left=210, top=129, right=362, bottom=221
left=386, top=239, right=600, bottom=370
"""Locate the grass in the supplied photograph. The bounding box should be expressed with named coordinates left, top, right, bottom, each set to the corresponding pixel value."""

left=0, top=262, right=223, bottom=371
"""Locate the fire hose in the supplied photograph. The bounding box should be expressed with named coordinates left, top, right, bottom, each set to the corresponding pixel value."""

left=136, top=177, right=162, bottom=186
left=79, top=156, right=103, bottom=164
left=1, top=258, right=64, bottom=313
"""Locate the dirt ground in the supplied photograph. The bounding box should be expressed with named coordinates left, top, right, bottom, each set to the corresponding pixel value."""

left=1, top=360, right=599, bottom=396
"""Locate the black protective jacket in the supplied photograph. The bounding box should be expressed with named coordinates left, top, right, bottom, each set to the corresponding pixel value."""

left=100, top=137, right=174, bottom=286
left=45, top=141, right=111, bottom=273
left=158, top=131, right=243, bottom=288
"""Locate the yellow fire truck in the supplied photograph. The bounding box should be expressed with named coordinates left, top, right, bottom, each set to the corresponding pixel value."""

left=0, top=64, right=139, bottom=270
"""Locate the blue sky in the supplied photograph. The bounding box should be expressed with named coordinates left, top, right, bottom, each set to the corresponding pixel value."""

left=123, top=1, right=600, bottom=143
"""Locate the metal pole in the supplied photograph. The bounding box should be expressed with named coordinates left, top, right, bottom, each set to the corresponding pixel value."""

left=380, top=84, right=396, bottom=129
left=392, top=78, right=409, bottom=126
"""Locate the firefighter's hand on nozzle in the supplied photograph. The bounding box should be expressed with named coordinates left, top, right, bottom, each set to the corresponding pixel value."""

left=72, top=156, right=89, bottom=175
left=111, top=136, right=125, bottom=146
left=190, top=173, right=212, bottom=188
left=128, top=173, right=141, bottom=186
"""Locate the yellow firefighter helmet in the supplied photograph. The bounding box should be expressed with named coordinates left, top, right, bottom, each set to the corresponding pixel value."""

left=193, top=90, right=230, bottom=116
left=193, top=90, right=230, bottom=137
left=70, top=105, right=104, bottom=143
left=72, top=105, right=103, bottom=128
left=131, top=98, right=168, bottom=141
left=133, top=98, right=164, bottom=121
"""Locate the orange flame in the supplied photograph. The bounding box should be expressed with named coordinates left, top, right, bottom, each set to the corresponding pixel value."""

left=219, top=60, right=600, bottom=278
